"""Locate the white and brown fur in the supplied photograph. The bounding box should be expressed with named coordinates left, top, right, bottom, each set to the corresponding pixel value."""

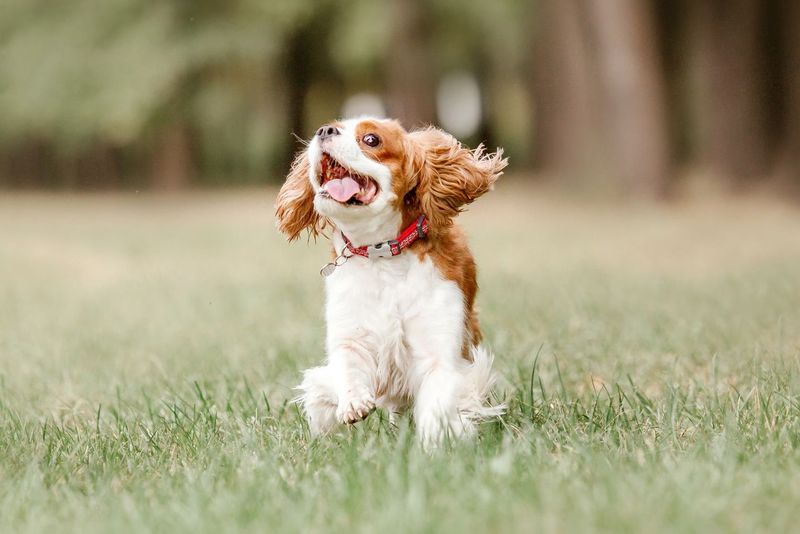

left=275, top=117, right=507, bottom=447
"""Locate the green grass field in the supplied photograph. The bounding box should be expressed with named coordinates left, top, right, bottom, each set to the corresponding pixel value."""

left=2, top=184, right=800, bottom=533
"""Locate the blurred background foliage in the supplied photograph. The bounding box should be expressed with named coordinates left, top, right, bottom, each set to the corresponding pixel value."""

left=0, top=0, right=797, bottom=196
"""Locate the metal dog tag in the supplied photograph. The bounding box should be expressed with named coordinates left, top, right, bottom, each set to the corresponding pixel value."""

left=320, top=253, right=349, bottom=277
left=320, top=262, right=337, bottom=277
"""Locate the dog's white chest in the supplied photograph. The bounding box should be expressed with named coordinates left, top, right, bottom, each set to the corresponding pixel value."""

left=323, top=252, right=463, bottom=378
left=325, top=252, right=453, bottom=324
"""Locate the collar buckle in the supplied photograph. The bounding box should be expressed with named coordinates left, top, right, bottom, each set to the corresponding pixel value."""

left=416, top=215, right=427, bottom=238
left=367, top=239, right=398, bottom=258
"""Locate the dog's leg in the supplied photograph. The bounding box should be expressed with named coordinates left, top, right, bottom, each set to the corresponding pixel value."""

left=296, top=353, right=376, bottom=433
left=296, top=365, right=339, bottom=435
left=413, top=364, right=474, bottom=449
left=328, top=345, right=377, bottom=425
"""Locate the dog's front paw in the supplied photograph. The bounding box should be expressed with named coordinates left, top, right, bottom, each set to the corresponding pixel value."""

left=336, top=391, right=375, bottom=425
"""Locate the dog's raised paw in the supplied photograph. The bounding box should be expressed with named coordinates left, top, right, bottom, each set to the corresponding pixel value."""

left=336, top=394, right=375, bottom=425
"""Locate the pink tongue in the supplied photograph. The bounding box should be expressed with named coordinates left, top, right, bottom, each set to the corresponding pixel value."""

left=324, top=176, right=360, bottom=202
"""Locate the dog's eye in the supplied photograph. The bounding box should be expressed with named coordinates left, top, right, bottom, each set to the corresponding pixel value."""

left=362, top=133, right=380, bottom=147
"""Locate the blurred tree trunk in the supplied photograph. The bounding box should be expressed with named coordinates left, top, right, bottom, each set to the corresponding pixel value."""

left=387, top=0, right=436, bottom=128
left=475, top=51, right=496, bottom=151
left=529, top=0, right=599, bottom=175
left=282, top=23, right=312, bottom=173
left=151, top=122, right=194, bottom=190
left=4, top=139, right=55, bottom=188
left=777, top=1, right=800, bottom=189
left=653, top=0, right=692, bottom=166
left=690, top=0, right=769, bottom=185
left=582, top=0, right=672, bottom=198
left=75, top=142, right=121, bottom=189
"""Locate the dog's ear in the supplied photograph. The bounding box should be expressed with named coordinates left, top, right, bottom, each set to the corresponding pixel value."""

left=407, top=128, right=507, bottom=228
left=275, top=148, right=321, bottom=241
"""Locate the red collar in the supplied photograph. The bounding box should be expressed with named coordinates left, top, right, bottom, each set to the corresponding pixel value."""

left=343, top=215, right=429, bottom=259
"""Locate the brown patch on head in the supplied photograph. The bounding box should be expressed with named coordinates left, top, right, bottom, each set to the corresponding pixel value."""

left=352, top=122, right=507, bottom=237
left=354, top=119, right=408, bottom=175
left=353, top=119, right=421, bottom=211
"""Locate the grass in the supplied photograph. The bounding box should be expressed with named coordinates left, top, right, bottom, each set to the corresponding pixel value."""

left=1, top=183, right=800, bottom=533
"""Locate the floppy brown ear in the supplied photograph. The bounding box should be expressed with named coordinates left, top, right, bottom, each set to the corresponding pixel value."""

left=408, top=128, right=508, bottom=228
left=275, top=149, right=320, bottom=241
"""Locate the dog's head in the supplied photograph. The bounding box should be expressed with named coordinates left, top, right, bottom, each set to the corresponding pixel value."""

left=275, top=117, right=507, bottom=244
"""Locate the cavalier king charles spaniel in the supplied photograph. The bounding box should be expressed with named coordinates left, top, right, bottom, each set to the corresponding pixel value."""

left=275, top=117, right=507, bottom=447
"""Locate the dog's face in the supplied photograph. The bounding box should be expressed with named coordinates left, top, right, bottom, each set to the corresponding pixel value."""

left=308, top=119, right=406, bottom=232
left=276, top=117, right=507, bottom=243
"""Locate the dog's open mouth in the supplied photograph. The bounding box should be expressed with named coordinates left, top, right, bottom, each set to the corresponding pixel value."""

left=318, top=153, right=379, bottom=206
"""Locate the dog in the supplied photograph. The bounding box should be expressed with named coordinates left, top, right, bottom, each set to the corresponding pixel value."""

left=275, top=117, right=507, bottom=447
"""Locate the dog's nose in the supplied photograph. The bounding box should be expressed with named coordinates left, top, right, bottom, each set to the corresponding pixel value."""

left=316, top=124, right=341, bottom=141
